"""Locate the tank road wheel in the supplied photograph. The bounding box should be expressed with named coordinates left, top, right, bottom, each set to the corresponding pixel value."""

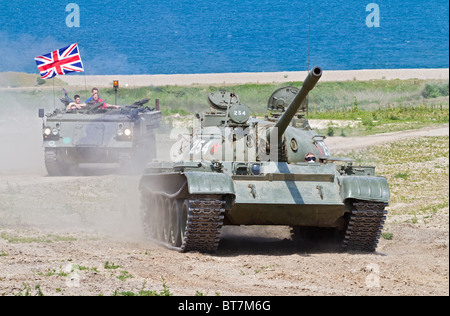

left=141, top=194, right=226, bottom=253
left=140, top=193, right=182, bottom=247
left=161, top=197, right=171, bottom=243
left=154, top=195, right=165, bottom=241
left=168, top=199, right=182, bottom=247
left=179, top=199, right=190, bottom=248
left=141, top=193, right=156, bottom=240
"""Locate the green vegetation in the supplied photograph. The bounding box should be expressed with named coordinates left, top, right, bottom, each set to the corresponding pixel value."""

left=0, top=231, right=77, bottom=243
left=117, top=270, right=134, bottom=281
left=11, top=76, right=445, bottom=136
left=347, top=136, right=449, bottom=223
left=311, top=101, right=449, bottom=136
left=113, top=278, right=173, bottom=296
left=4, top=72, right=448, bottom=136
left=104, top=261, right=122, bottom=269
left=381, top=231, right=394, bottom=240
left=15, top=283, right=45, bottom=296
left=92, top=78, right=450, bottom=116
left=422, top=82, right=449, bottom=99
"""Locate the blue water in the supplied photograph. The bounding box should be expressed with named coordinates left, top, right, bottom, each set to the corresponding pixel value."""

left=0, top=0, right=448, bottom=75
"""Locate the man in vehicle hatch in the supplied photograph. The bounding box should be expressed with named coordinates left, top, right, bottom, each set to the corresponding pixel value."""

left=66, top=94, right=86, bottom=111
left=85, top=87, right=99, bottom=103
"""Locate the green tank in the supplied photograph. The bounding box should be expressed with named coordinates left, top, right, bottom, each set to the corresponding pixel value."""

left=39, top=96, right=161, bottom=176
left=139, top=66, right=389, bottom=253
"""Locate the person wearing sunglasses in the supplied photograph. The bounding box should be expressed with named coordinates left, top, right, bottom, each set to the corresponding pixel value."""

left=305, top=152, right=317, bottom=163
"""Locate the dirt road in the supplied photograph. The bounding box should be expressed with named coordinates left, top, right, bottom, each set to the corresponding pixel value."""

left=0, top=125, right=448, bottom=296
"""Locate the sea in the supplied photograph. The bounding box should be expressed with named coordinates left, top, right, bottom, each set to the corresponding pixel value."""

left=0, top=0, right=448, bottom=75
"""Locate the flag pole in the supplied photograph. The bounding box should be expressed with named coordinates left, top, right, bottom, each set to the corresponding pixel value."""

left=52, top=76, right=56, bottom=109
left=83, top=72, right=88, bottom=101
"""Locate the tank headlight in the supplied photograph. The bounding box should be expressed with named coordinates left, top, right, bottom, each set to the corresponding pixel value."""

left=52, top=128, right=59, bottom=136
left=124, top=128, right=132, bottom=137
left=117, top=129, right=124, bottom=136
left=44, top=127, right=52, bottom=136
left=251, top=163, right=261, bottom=175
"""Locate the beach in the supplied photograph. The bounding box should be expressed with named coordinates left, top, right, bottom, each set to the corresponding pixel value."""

left=57, top=68, right=449, bottom=88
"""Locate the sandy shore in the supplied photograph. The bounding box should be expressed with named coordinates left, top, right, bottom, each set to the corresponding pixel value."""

left=58, top=68, right=449, bottom=88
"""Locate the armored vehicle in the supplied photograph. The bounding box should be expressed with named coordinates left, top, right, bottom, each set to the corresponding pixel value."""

left=39, top=96, right=161, bottom=176
left=139, top=66, right=389, bottom=253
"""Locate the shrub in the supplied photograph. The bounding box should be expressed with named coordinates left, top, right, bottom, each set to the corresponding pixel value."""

left=422, top=83, right=449, bottom=99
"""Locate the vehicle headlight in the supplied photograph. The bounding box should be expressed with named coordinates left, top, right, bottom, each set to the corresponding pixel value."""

left=251, top=163, right=261, bottom=175
left=44, top=127, right=52, bottom=136
left=52, top=128, right=59, bottom=136
left=124, top=128, right=132, bottom=137
left=117, top=129, right=124, bottom=136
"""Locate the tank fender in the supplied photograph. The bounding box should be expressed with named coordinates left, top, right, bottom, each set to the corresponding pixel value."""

left=339, top=176, right=390, bottom=203
left=184, top=171, right=236, bottom=196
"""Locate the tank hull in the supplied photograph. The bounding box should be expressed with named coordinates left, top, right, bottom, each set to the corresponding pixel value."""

left=141, top=161, right=389, bottom=227
left=139, top=161, right=389, bottom=253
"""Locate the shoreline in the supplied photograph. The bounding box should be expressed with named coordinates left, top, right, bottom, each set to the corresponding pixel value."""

left=1, top=68, right=448, bottom=89
left=48, top=68, right=450, bottom=87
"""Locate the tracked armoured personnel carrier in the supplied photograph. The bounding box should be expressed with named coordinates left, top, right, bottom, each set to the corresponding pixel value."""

left=39, top=96, right=161, bottom=176
left=139, top=66, right=389, bottom=253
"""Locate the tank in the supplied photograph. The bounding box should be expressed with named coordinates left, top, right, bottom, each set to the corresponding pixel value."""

left=39, top=95, right=161, bottom=176
left=139, top=66, right=389, bottom=253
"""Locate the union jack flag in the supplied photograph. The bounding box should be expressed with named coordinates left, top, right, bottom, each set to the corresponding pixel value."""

left=35, top=43, right=84, bottom=79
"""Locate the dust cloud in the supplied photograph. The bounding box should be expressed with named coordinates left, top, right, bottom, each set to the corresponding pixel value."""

left=0, top=86, right=147, bottom=242
left=0, top=90, right=46, bottom=175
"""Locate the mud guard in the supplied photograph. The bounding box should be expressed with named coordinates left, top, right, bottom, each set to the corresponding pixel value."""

left=339, top=176, right=390, bottom=203
left=184, top=172, right=235, bottom=195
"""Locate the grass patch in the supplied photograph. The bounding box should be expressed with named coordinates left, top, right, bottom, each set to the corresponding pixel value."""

left=0, top=231, right=77, bottom=244
left=422, top=82, right=449, bottom=99
left=347, top=136, right=449, bottom=219
left=381, top=232, right=394, bottom=240
left=311, top=102, right=449, bottom=136
left=15, top=283, right=45, bottom=296
left=113, top=278, right=173, bottom=296
left=394, top=172, right=409, bottom=180
left=4, top=75, right=448, bottom=136
left=104, top=261, right=122, bottom=269
left=117, top=270, right=134, bottom=281
left=7, top=75, right=448, bottom=111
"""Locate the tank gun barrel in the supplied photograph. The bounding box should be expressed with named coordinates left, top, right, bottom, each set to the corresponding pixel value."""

left=271, top=66, right=322, bottom=143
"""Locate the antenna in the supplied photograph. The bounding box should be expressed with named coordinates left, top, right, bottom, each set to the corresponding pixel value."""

left=306, top=6, right=311, bottom=119
left=308, top=6, right=311, bottom=72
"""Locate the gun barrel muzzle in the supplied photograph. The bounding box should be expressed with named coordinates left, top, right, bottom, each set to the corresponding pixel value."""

left=272, top=66, right=322, bottom=143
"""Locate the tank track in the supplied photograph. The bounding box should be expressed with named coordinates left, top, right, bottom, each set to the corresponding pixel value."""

left=181, top=198, right=225, bottom=253
left=141, top=192, right=225, bottom=253
left=44, top=149, right=60, bottom=176
left=342, top=200, right=388, bottom=252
